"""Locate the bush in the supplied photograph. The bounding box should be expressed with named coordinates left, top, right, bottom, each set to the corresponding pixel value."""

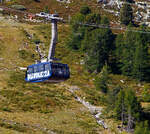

left=80, top=6, right=91, bottom=15
left=85, top=13, right=101, bottom=24
left=18, top=50, right=30, bottom=59
left=44, top=6, right=49, bottom=13
left=33, top=38, right=41, bottom=44
left=142, top=88, right=150, bottom=102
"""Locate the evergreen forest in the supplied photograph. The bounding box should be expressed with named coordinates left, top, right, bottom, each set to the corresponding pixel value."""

left=67, top=6, right=150, bottom=133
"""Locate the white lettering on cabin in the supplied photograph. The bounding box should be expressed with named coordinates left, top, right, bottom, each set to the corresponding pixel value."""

left=27, top=70, right=50, bottom=81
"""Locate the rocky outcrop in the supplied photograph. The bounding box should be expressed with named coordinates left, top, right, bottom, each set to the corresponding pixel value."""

left=98, top=0, right=150, bottom=25
left=66, top=85, right=108, bottom=129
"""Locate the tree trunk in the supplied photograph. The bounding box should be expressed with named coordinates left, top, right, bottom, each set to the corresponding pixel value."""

left=127, top=108, right=134, bottom=132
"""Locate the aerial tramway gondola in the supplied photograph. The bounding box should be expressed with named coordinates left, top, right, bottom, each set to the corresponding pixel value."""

left=25, top=14, right=70, bottom=83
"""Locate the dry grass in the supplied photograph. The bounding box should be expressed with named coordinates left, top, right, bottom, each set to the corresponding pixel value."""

left=4, top=0, right=107, bottom=20
left=0, top=15, right=105, bottom=133
left=141, top=102, right=150, bottom=109
left=0, top=8, right=148, bottom=133
left=0, top=127, right=24, bottom=134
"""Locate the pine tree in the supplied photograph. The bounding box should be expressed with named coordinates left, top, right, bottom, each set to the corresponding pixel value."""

left=85, top=28, right=114, bottom=73
left=85, top=13, right=101, bottom=24
left=101, top=16, right=110, bottom=25
left=132, top=32, right=150, bottom=81
left=124, top=89, right=141, bottom=131
left=115, top=89, right=142, bottom=130
left=80, top=5, right=91, bottom=15
left=68, top=7, right=103, bottom=51
left=81, top=28, right=91, bottom=51
left=115, top=89, right=126, bottom=127
left=120, top=28, right=136, bottom=76
left=70, top=13, right=86, bottom=32
left=67, top=12, right=86, bottom=50
left=120, top=3, right=133, bottom=25
left=67, top=27, right=86, bottom=50
left=107, top=85, right=122, bottom=109
left=115, top=34, right=124, bottom=58
left=132, top=42, right=147, bottom=81
left=134, top=121, right=150, bottom=134
left=115, top=33, right=125, bottom=72
left=94, top=64, right=109, bottom=93
left=115, top=26, right=150, bottom=80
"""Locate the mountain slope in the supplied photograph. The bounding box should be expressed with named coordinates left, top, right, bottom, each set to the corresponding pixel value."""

left=0, top=14, right=110, bottom=134
left=4, top=0, right=98, bottom=18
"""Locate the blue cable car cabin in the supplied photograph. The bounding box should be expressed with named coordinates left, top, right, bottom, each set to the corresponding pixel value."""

left=25, top=62, right=70, bottom=83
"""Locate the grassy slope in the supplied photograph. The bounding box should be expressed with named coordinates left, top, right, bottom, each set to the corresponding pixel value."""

left=0, top=15, right=107, bottom=134
left=0, top=0, right=149, bottom=133
left=0, top=15, right=142, bottom=134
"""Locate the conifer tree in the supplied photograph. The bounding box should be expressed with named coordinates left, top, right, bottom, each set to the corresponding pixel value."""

left=132, top=42, right=148, bottom=81
left=71, top=13, right=85, bottom=32
left=67, top=6, right=115, bottom=73
left=115, top=89, right=141, bottom=130
left=85, top=28, right=114, bottom=72
left=134, top=121, right=150, bottom=134
left=94, top=64, right=109, bottom=93
left=67, top=27, right=86, bottom=50
left=119, top=28, right=136, bottom=76
left=124, top=89, right=141, bottom=131
left=67, top=12, right=86, bottom=50
left=116, top=26, right=150, bottom=80
left=85, top=13, right=101, bottom=24
left=120, top=3, right=133, bottom=25
left=101, top=16, right=110, bottom=25
left=80, top=5, right=91, bottom=15
left=132, top=32, right=150, bottom=81
left=81, top=28, right=91, bottom=51
left=107, top=85, right=122, bottom=109
left=68, top=6, right=104, bottom=51
left=115, top=89, right=126, bottom=127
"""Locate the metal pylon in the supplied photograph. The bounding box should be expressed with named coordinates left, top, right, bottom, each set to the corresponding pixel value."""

left=47, top=14, right=62, bottom=61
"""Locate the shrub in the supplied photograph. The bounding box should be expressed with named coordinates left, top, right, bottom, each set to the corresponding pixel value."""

left=18, top=50, right=30, bottom=59
left=142, top=88, right=150, bottom=102
left=44, top=6, right=49, bottom=13
left=80, top=6, right=91, bottom=15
